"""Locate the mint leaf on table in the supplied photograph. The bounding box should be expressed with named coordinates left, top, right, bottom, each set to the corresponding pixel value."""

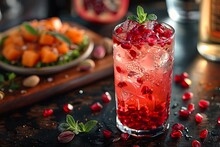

left=7, top=73, right=16, bottom=81
left=58, top=114, right=98, bottom=135
left=22, top=22, right=38, bottom=35
left=127, top=5, right=157, bottom=24
left=0, top=74, right=5, bottom=83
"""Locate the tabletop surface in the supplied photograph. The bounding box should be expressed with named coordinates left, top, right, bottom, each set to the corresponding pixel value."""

left=0, top=1, right=220, bottom=147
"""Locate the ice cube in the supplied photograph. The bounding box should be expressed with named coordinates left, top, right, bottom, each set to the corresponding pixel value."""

left=122, top=20, right=138, bottom=32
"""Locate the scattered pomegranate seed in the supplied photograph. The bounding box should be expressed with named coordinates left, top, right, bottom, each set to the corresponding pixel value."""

left=174, top=75, right=182, bottom=83
left=181, top=78, right=192, bottom=88
left=182, top=92, right=193, bottom=100
left=121, top=42, right=132, bottom=49
left=172, top=123, right=185, bottom=131
left=198, top=100, right=210, bottom=109
left=117, top=82, right=127, bottom=88
left=121, top=133, right=130, bottom=141
left=102, top=92, right=112, bottom=103
left=102, top=129, right=112, bottom=139
left=90, top=102, right=103, bottom=112
left=181, top=72, right=189, bottom=79
left=218, top=117, right=220, bottom=125
left=133, top=145, right=140, bottom=147
left=192, top=140, right=201, bottom=147
left=195, top=113, right=203, bottom=123
left=170, top=130, right=183, bottom=139
left=188, top=103, right=195, bottom=112
left=43, top=109, right=53, bottom=117
left=63, top=104, right=74, bottom=113
left=199, top=129, right=208, bottom=139
left=179, top=109, right=190, bottom=118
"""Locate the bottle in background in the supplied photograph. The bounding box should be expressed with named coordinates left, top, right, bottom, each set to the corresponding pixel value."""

left=197, top=0, right=220, bottom=61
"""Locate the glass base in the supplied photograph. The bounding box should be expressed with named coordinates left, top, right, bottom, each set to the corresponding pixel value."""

left=116, top=117, right=169, bottom=137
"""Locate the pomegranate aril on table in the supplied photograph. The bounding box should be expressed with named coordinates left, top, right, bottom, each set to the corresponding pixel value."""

left=63, top=104, right=73, bottom=113
left=198, top=100, right=210, bottom=109
left=103, top=129, right=112, bottom=139
left=170, top=130, right=183, bottom=139
left=192, top=140, right=201, bottom=147
left=121, top=133, right=130, bottom=141
left=102, top=92, right=112, bottom=103
left=218, top=117, right=220, bottom=125
left=181, top=78, right=192, bottom=88
left=90, top=102, right=103, bottom=112
left=195, top=113, right=203, bottom=123
left=188, top=103, right=195, bottom=112
left=200, top=129, right=208, bottom=139
left=179, top=108, right=191, bottom=118
left=182, top=92, right=193, bottom=100
left=172, top=123, right=185, bottom=131
left=43, top=109, right=53, bottom=117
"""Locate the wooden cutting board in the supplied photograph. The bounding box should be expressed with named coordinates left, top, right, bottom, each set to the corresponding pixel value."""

left=0, top=24, right=114, bottom=114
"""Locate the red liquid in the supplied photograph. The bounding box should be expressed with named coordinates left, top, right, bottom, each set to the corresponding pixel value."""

left=113, top=20, right=174, bottom=132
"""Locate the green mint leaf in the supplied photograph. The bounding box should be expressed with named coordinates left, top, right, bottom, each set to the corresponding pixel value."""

left=0, top=36, right=8, bottom=46
left=48, top=32, right=71, bottom=45
left=147, top=14, right=157, bottom=21
left=78, top=122, right=86, bottom=132
left=84, top=120, right=98, bottom=132
left=22, top=22, right=38, bottom=35
left=8, top=73, right=16, bottom=81
left=58, top=123, right=70, bottom=132
left=66, top=114, right=76, bottom=127
left=0, top=74, right=5, bottom=83
left=127, top=15, right=138, bottom=22
left=137, top=5, right=145, bottom=19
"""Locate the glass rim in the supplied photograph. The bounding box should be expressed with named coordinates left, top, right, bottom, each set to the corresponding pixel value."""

left=112, top=21, right=175, bottom=45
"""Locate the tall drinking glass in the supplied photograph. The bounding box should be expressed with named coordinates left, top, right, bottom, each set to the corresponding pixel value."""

left=113, top=19, right=175, bottom=137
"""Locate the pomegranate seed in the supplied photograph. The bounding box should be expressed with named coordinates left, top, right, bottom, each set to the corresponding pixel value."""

left=121, top=42, right=132, bottom=49
left=170, top=130, right=183, bottom=139
left=146, top=37, right=156, bottom=46
left=163, top=29, right=173, bottom=38
left=188, top=103, right=195, bottom=112
left=192, top=140, right=201, bottom=147
left=182, top=92, right=193, bottom=100
left=116, top=27, right=123, bottom=34
left=199, top=100, right=210, bottom=109
left=90, top=102, right=103, bottom=112
left=195, top=113, right=203, bottom=123
left=102, top=92, right=112, bottom=103
left=103, top=129, right=112, bottom=139
left=179, top=109, right=190, bottom=118
left=117, top=82, right=127, bottom=88
left=116, top=66, right=123, bottom=73
left=129, top=50, right=137, bottom=58
left=141, top=86, right=153, bottom=95
left=63, top=104, right=73, bottom=113
left=43, top=109, right=53, bottom=117
left=137, top=77, right=144, bottom=84
left=121, top=133, right=129, bottom=141
left=199, top=129, right=208, bottom=139
left=133, top=145, right=140, bottom=147
left=181, top=72, right=189, bottom=79
left=172, top=123, right=185, bottom=131
left=181, top=78, right=192, bottom=88
left=218, top=117, right=220, bottom=125
left=174, top=74, right=182, bottom=83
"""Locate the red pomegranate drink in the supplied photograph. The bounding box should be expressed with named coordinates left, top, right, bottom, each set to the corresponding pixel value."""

left=113, top=6, right=175, bottom=137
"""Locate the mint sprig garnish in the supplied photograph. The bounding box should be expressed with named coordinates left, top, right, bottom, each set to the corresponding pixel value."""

left=58, top=114, right=98, bottom=135
left=0, top=72, right=19, bottom=90
left=128, top=5, right=157, bottom=24
left=48, top=31, right=72, bottom=46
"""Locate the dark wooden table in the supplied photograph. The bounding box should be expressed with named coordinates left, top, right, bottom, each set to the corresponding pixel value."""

left=0, top=2, right=220, bottom=147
